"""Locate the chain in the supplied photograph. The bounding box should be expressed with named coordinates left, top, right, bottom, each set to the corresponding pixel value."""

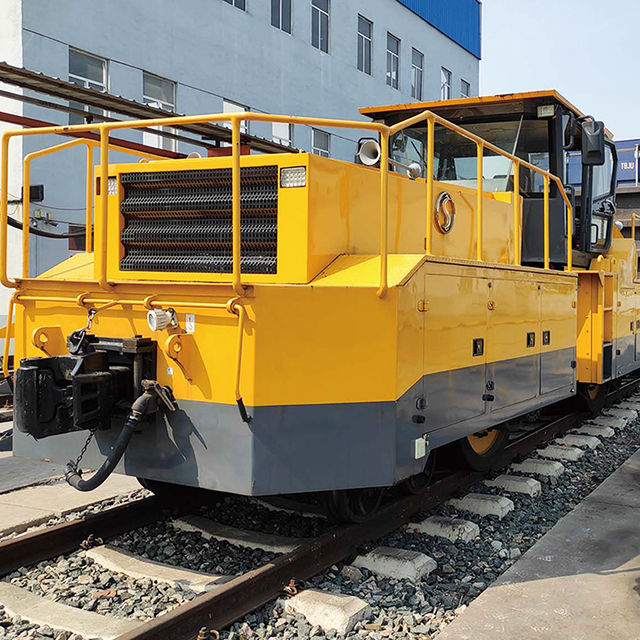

left=85, top=308, right=98, bottom=331
left=70, top=428, right=98, bottom=472
left=68, top=309, right=99, bottom=355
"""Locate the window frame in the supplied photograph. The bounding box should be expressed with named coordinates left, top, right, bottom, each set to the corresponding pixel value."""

left=357, top=15, right=373, bottom=75
left=461, top=79, right=471, bottom=99
left=271, top=0, right=292, bottom=34
left=311, top=0, right=330, bottom=53
left=386, top=33, right=400, bottom=90
left=68, top=48, right=107, bottom=125
left=223, top=98, right=249, bottom=135
left=411, top=48, right=424, bottom=100
left=272, top=122, right=294, bottom=147
left=312, top=128, right=331, bottom=158
left=223, top=0, right=246, bottom=11
left=440, top=66, right=452, bottom=100
left=142, top=72, right=177, bottom=152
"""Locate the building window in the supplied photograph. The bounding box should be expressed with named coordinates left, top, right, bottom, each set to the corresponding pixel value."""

left=386, top=34, right=400, bottom=89
left=223, top=0, right=246, bottom=10
left=223, top=99, right=249, bottom=135
left=271, top=0, right=291, bottom=34
left=461, top=79, right=471, bottom=99
left=272, top=122, right=293, bottom=147
left=311, top=0, right=330, bottom=53
left=440, top=67, right=452, bottom=100
left=411, top=48, right=424, bottom=100
left=357, top=15, right=373, bottom=75
left=68, top=49, right=106, bottom=125
left=312, top=129, right=330, bottom=158
left=143, top=73, right=176, bottom=152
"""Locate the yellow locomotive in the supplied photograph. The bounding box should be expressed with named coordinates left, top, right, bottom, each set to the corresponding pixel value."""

left=2, top=91, right=632, bottom=521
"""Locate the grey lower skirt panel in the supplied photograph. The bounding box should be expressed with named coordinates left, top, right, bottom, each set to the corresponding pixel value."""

left=13, top=348, right=577, bottom=496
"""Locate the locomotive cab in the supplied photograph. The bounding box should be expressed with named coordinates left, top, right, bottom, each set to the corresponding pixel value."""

left=361, top=91, right=618, bottom=270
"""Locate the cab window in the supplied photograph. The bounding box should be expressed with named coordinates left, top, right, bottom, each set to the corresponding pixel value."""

left=591, top=144, right=615, bottom=200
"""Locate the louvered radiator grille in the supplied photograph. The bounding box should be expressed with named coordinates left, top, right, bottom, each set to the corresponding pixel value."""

left=119, top=166, right=278, bottom=274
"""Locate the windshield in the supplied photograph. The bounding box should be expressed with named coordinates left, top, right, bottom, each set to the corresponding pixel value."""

left=389, top=118, right=550, bottom=194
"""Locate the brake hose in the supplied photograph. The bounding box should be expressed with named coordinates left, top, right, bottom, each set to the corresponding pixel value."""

left=64, top=381, right=174, bottom=492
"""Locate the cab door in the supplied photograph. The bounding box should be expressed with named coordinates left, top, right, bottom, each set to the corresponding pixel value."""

left=581, top=142, right=617, bottom=254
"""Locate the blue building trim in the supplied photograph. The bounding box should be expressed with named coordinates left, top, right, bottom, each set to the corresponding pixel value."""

left=395, top=0, right=482, bottom=59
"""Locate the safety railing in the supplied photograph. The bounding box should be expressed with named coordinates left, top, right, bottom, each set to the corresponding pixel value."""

left=21, top=138, right=164, bottom=279
left=0, top=109, right=573, bottom=302
left=387, top=110, right=574, bottom=273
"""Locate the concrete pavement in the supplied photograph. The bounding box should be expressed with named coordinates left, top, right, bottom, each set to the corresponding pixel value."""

left=435, top=449, right=640, bottom=640
left=0, top=446, right=141, bottom=537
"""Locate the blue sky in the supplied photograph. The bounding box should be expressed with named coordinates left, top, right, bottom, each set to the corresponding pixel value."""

left=480, top=0, right=636, bottom=140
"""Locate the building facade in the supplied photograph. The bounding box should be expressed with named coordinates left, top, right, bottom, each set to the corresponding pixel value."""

left=0, top=0, right=481, bottom=319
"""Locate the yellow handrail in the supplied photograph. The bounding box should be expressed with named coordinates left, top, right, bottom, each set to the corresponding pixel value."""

left=543, top=175, right=550, bottom=269
left=476, top=141, right=484, bottom=262
left=387, top=109, right=573, bottom=273
left=231, top=118, right=243, bottom=297
left=2, top=291, right=17, bottom=378
left=20, top=138, right=164, bottom=279
left=0, top=108, right=573, bottom=302
left=513, top=160, right=521, bottom=266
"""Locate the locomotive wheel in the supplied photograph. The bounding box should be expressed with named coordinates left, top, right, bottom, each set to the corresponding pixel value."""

left=458, top=426, right=508, bottom=471
left=401, top=451, right=437, bottom=495
left=323, top=487, right=384, bottom=523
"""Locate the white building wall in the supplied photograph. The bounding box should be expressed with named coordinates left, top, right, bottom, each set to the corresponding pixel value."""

left=0, top=0, right=23, bottom=323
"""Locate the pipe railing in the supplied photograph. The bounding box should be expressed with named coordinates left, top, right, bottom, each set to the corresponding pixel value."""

left=387, top=110, right=574, bottom=273
left=1, top=109, right=573, bottom=302
left=21, top=138, right=164, bottom=279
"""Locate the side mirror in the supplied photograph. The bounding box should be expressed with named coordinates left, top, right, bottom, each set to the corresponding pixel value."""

left=581, top=119, right=605, bottom=166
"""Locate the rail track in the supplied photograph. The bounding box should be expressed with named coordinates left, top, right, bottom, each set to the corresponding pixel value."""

left=1, top=376, right=639, bottom=640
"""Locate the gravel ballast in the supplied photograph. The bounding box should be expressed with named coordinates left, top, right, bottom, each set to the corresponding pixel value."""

left=216, top=412, right=640, bottom=639
left=0, top=603, right=84, bottom=640
left=198, top=497, right=334, bottom=539
left=112, top=521, right=279, bottom=576
left=3, top=552, right=195, bottom=623
left=2, top=409, right=638, bottom=639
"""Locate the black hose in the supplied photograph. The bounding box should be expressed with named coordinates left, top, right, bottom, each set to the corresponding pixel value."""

left=64, top=416, right=138, bottom=492
left=64, top=386, right=159, bottom=492
left=8, top=216, right=87, bottom=239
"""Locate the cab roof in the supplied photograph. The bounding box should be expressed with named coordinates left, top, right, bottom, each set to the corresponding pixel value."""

left=360, top=90, right=614, bottom=138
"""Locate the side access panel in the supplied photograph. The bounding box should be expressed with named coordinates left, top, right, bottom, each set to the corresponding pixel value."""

left=636, top=291, right=640, bottom=362
left=617, top=286, right=637, bottom=376
left=576, top=272, right=612, bottom=385
left=423, top=273, right=488, bottom=431
left=540, top=281, right=577, bottom=394
left=486, top=278, right=540, bottom=410
left=395, top=274, right=427, bottom=483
